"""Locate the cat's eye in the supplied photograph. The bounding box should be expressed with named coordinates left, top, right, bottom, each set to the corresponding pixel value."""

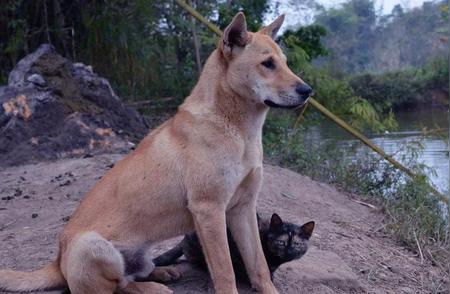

left=293, top=241, right=304, bottom=248
left=275, top=240, right=286, bottom=246
left=261, top=58, right=275, bottom=70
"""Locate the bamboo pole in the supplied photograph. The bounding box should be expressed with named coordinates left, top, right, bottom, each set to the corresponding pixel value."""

left=174, top=0, right=448, bottom=205
left=308, top=99, right=416, bottom=177
left=175, top=0, right=222, bottom=36
left=307, top=100, right=447, bottom=205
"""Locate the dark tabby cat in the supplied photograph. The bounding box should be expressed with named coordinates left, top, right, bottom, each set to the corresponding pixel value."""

left=153, top=213, right=314, bottom=281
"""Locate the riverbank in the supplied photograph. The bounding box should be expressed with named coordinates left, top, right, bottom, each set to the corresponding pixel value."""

left=0, top=154, right=446, bottom=293
left=303, top=107, right=449, bottom=193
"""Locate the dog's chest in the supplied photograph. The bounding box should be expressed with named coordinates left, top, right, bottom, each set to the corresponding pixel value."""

left=231, top=140, right=263, bottom=193
left=241, top=138, right=263, bottom=166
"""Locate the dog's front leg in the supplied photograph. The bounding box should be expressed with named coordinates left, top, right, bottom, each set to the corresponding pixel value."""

left=227, top=167, right=278, bottom=294
left=188, top=198, right=238, bottom=294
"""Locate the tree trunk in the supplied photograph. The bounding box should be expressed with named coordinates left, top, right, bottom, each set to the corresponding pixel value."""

left=43, top=0, right=52, bottom=45
left=53, top=0, right=71, bottom=58
left=189, top=1, right=202, bottom=75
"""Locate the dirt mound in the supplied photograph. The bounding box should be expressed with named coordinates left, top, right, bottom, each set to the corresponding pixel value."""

left=0, top=44, right=149, bottom=167
left=0, top=155, right=446, bottom=293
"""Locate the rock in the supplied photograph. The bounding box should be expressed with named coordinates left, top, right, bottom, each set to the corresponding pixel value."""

left=26, top=74, right=47, bottom=87
left=0, top=44, right=150, bottom=167
left=273, top=247, right=366, bottom=293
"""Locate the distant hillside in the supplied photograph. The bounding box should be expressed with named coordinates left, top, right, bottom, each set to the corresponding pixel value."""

left=314, top=0, right=448, bottom=74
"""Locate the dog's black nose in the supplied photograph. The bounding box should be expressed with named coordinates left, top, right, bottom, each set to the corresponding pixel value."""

left=295, top=83, right=312, bottom=97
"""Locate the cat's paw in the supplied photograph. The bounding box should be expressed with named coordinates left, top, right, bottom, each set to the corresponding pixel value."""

left=148, top=266, right=182, bottom=283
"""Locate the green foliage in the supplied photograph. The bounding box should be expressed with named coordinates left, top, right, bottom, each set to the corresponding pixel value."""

left=1, top=0, right=441, bottom=130
left=441, top=4, right=449, bottom=21
left=346, top=96, right=398, bottom=131
left=337, top=143, right=448, bottom=267
left=216, top=0, right=270, bottom=31
left=263, top=111, right=311, bottom=171
left=0, top=0, right=273, bottom=106
left=0, top=0, right=27, bottom=83
left=279, top=28, right=396, bottom=132
left=349, top=58, right=449, bottom=111
left=0, top=0, right=226, bottom=103
left=278, top=25, right=328, bottom=61
left=75, top=0, right=219, bottom=101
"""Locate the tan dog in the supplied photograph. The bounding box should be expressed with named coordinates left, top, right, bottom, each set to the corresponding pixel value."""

left=0, top=13, right=311, bottom=294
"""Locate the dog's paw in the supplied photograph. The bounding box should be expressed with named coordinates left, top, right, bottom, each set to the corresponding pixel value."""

left=148, top=282, right=173, bottom=294
left=148, top=266, right=182, bottom=283
left=119, top=281, right=173, bottom=294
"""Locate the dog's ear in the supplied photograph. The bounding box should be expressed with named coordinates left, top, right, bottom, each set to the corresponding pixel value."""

left=259, top=14, right=285, bottom=40
left=220, top=12, right=250, bottom=58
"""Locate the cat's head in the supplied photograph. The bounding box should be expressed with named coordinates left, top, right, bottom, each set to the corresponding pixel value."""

left=265, top=213, right=315, bottom=262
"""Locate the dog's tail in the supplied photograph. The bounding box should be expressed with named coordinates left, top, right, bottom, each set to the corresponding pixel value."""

left=0, top=261, right=66, bottom=292
left=152, top=241, right=184, bottom=266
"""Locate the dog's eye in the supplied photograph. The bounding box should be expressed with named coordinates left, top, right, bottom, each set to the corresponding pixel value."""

left=261, top=58, right=275, bottom=70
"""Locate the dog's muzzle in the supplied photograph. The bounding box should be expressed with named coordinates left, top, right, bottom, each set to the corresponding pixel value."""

left=264, top=98, right=309, bottom=109
left=264, top=83, right=312, bottom=109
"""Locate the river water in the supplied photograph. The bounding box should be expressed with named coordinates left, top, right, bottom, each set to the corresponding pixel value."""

left=305, top=107, right=449, bottom=193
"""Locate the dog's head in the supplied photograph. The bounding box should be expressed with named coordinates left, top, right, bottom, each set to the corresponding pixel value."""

left=219, top=13, right=312, bottom=109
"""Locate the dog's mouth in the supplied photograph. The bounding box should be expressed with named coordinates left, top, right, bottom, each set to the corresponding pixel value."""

left=264, top=98, right=309, bottom=109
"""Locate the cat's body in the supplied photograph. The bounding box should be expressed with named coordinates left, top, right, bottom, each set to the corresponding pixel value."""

left=153, top=214, right=314, bottom=281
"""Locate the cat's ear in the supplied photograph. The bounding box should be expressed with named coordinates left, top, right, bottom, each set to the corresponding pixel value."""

left=300, top=221, right=315, bottom=240
left=270, top=213, right=283, bottom=231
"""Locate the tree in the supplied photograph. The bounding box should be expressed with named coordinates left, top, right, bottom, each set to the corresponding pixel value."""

left=279, top=25, right=328, bottom=61
left=315, top=0, right=448, bottom=74
left=216, top=0, right=270, bottom=31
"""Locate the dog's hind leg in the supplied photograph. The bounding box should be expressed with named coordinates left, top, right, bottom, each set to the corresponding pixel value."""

left=65, top=232, right=125, bottom=294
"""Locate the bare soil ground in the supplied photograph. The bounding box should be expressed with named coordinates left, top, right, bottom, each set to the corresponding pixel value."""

left=0, top=154, right=446, bottom=293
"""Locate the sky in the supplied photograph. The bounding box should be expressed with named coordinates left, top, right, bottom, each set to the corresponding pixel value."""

left=318, top=0, right=429, bottom=14
left=266, top=0, right=434, bottom=30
